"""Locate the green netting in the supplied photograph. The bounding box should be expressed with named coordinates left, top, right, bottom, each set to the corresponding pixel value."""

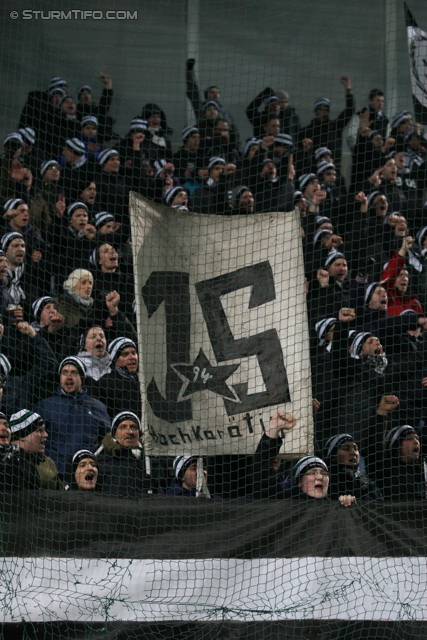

left=0, top=0, right=427, bottom=638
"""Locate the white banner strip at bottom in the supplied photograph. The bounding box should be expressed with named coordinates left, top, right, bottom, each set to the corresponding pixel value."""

left=1, top=557, right=427, bottom=622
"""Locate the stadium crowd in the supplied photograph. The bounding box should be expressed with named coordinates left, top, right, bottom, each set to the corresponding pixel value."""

left=0, top=60, right=426, bottom=503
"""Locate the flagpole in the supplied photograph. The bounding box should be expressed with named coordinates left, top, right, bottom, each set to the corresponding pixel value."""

left=385, top=0, right=398, bottom=121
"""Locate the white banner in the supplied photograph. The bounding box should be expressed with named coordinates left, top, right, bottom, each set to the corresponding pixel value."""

left=3, top=557, right=427, bottom=622
left=130, top=194, right=313, bottom=456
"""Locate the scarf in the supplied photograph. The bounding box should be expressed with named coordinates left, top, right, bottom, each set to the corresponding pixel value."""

left=6, top=265, right=25, bottom=304
left=362, top=353, right=388, bottom=375
left=63, top=289, right=94, bottom=310
left=148, top=127, right=166, bottom=148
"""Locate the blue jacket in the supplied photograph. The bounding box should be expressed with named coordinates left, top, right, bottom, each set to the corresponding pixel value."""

left=34, top=386, right=110, bottom=476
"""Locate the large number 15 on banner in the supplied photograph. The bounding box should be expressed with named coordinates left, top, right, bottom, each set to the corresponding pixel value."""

left=130, top=194, right=313, bottom=457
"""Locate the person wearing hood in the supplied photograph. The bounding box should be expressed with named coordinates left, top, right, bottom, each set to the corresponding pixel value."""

left=55, top=269, right=96, bottom=331
left=93, top=337, right=141, bottom=418
left=185, top=58, right=241, bottom=151
left=96, top=411, right=163, bottom=496
left=78, top=325, right=111, bottom=382
left=323, top=433, right=382, bottom=501
left=8, top=409, right=62, bottom=490
left=55, top=268, right=136, bottom=348
left=64, top=448, right=99, bottom=492
left=33, top=356, right=110, bottom=476
left=140, top=102, right=173, bottom=164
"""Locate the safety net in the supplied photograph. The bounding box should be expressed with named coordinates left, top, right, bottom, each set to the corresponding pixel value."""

left=0, top=0, right=427, bottom=638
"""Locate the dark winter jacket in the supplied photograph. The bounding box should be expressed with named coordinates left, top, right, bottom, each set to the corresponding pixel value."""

left=96, top=432, right=167, bottom=496
left=34, top=386, right=110, bottom=475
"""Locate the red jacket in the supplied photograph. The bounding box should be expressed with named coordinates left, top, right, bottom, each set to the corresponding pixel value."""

left=381, top=251, right=424, bottom=316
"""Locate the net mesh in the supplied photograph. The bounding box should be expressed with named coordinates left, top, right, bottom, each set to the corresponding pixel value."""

left=0, top=0, right=427, bottom=638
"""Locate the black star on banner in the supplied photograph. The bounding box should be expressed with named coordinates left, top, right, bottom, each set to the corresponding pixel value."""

left=171, top=349, right=240, bottom=402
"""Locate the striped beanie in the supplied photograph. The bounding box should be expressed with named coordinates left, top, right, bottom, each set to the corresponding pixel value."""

left=3, top=199, right=25, bottom=213
left=173, top=455, right=200, bottom=480
left=0, top=354, right=11, bottom=378
left=81, top=115, right=98, bottom=128
left=314, top=97, right=331, bottom=111
left=324, top=434, right=355, bottom=459
left=10, top=410, right=44, bottom=439
left=32, top=296, right=55, bottom=321
left=1, top=232, right=24, bottom=252
left=111, top=411, right=141, bottom=437
left=58, top=357, right=87, bottom=380
left=93, top=211, right=115, bottom=229
left=108, top=337, right=137, bottom=363
left=98, top=149, right=119, bottom=165
left=182, top=125, right=199, bottom=141
left=385, top=425, right=416, bottom=451
left=292, top=456, right=328, bottom=481
left=64, top=138, right=86, bottom=154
